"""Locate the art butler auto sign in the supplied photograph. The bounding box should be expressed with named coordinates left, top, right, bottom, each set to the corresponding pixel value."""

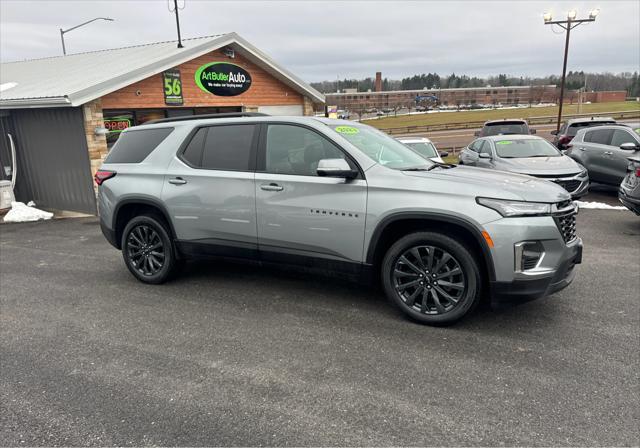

left=195, top=62, right=252, bottom=96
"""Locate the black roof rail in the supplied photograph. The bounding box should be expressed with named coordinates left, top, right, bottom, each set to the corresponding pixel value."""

left=145, top=112, right=269, bottom=124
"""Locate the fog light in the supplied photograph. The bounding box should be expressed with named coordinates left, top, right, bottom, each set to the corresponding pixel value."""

left=515, top=241, right=545, bottom=272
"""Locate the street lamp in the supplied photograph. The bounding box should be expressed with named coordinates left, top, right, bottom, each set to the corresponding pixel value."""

left=543, top=9, right=599, bottom=132
left=59, top=17, right=114, bottom=55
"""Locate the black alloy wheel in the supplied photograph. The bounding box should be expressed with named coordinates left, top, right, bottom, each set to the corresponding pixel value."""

left=382, top=232, right=481, bottom=325
left=121, top=215, right=177, bottom=284
left=392, top=245, right=466, bottom=315
left=127, top=224, right=165, bottom=276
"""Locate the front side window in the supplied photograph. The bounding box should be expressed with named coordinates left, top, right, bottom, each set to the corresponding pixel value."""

left=405, top=141, right=438, bottom=159
left=330, top=123, right=431, bottom=169
left=494, top=139, right=561, bottom=158
left=610, top=129, right=638, bottom=147
left=479, top=141, right=493, bottom=155
left=265, top=125, right=347, bottom=176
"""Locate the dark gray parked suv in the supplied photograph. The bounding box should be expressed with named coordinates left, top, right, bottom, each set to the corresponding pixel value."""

left=96, top=113, right=583, bottom=325
left=567, top=124, right=640, bottom=186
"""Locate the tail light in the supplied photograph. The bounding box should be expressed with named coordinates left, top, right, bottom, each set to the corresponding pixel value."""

left=94, top=170, right=116, bottom=185
left=559, top=135, right=572, bottom=145
left=635, top=167, right=640, bottom=177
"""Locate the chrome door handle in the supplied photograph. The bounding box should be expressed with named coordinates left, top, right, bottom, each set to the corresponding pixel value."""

left=168, top=177, right=187, bottom=185
left=603, top=151, right=613, bottom=156
left=260, top=183, right=283, bottom=192
left=577, top=147, right=585, bottom=151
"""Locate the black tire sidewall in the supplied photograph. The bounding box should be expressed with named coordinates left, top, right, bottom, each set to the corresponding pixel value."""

left=382, top=232, right=481, bottom=325
left=121, top=215, right=175, bottom=284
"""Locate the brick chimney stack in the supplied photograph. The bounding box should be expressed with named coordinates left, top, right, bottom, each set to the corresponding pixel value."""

left=375, top=72, right=382, bottom=92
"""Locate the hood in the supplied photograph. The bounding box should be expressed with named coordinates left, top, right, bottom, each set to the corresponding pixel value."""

left=495, top=155, right=582, bottom=175
left=403, top=165, right=571, bottom=202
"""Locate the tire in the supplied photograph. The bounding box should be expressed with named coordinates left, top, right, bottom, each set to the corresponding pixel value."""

left=381, top=231, right=482, bottom=325
left=121, top=214, right=178, bottom=284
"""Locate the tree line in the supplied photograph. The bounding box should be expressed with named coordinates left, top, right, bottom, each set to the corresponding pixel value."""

left=311, top=71, right=640, bottom=96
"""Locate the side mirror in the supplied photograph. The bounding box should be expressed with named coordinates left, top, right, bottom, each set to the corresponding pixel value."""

left=317, top=158, right=358, bottom=178
left=479, top=153, right=492, bottom=159
left=550, top=130, right=558, bottom=135
left=530, top=129, right=537, bottom=134
left=439, top=151, right=449, bottom=158
left=474, top=131, right=480, bottom=137
left=620, top=142, right=640, bottom=151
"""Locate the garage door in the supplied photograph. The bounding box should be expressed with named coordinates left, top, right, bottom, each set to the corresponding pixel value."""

left=257, top=105, right=303, bottom=116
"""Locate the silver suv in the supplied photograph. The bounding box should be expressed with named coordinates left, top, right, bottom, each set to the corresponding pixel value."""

left=96, top=114, right=583, bottom=325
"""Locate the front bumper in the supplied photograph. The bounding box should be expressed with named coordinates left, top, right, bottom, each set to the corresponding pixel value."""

left=490, top=238, right=583, bottom=306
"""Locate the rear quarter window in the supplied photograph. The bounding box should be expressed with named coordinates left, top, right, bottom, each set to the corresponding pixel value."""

left=105, top=127, right=173, bottom=163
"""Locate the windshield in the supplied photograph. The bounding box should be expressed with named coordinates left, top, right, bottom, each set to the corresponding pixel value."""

left=404, top=142, right=439, bottom=159
left=329, top=124, right=432, bottom=169
left=483, top=123, right=527, bottom=136
left=494, top=139, right=561, bottom=158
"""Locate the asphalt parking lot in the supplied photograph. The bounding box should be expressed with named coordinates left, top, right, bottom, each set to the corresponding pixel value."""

left=1, top=204, right=638, bottom=445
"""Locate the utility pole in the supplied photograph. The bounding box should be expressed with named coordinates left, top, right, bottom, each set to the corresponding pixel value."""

left=543, top=9, right=599, bottom=132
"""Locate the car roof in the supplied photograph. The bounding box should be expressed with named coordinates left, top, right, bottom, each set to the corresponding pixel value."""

left=575, top=123, right=640, bottom=133
left=482, top=134, right=544, bottom=142
left=397, top=137, right=432, bottom=143
left=484, top=118, right=527, bottom=125
left=128, top=115, right=332, bottom=131
left=566, top=117, right=615, bottom=125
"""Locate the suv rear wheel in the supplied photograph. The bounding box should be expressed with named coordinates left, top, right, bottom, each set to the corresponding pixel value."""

left=121, top=214, right=178, bottom=284
left=382, top=232, right=481, bottom=325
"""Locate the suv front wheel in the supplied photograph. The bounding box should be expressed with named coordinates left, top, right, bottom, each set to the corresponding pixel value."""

left=121, top=215, right=178, bottom=284
left=382, top=232, right=481, bottom=325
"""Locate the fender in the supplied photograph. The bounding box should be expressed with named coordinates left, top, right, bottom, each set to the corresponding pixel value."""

left=112, top=196, right=178, bottom=241
left=366, top=211, right=496, bottom=282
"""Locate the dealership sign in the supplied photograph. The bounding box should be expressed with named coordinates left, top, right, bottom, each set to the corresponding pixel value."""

left=195, top=62, right=252, bottom=96
left=163, top=69, right=184, bottom=105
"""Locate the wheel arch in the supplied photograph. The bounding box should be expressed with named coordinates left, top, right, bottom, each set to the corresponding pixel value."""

left=112, top=198, right=176, bottom=250
left=366, top=212, right=496, bottom=282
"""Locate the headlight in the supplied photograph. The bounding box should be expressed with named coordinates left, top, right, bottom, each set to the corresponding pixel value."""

left=476, top=197, right=552, bottom=217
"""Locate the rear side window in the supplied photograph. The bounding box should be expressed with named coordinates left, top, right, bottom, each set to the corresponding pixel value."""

left=585, top=129, right=613, bottom=145
left=105, top=128, right=173, bottom=163
left=181, top=124, right=257, bottom=171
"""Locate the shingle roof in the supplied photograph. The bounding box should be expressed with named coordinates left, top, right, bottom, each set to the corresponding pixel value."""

left=0, top=33, right=324, bottom=108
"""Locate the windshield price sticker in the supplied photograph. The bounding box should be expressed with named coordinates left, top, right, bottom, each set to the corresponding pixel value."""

left=335, top=126, right=359, bottom=134
left=496, top=140, right=514, bottom=145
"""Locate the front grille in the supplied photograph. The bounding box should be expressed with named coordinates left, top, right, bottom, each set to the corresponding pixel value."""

left=554, top=206, right=578, bottom=243
left=553, top=179, right=581, bottom=193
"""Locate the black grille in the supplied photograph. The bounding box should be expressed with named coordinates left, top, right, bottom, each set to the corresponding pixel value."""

left=553, top=179, right=581, bottom=193
left=554, top=211, right=577, bottom=243
left=523, top=254, right=541, bottom=270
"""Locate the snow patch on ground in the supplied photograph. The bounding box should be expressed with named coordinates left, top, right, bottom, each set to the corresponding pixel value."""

left=3, top=201, right=53, bottom=222
left=574, top=200, right=628, bottom=211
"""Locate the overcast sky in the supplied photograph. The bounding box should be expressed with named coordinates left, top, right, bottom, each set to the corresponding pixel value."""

left=1, top=0, right=638, bottom=82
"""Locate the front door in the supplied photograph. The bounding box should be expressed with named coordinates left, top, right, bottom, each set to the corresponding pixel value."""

left=162, top=123, right=259, bottom=256
left=255, top=123, right=367, bottom=265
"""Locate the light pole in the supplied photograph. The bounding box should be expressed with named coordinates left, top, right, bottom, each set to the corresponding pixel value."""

left=60, top=17, right=114, bottom=55
left=544, top=9, right=599, bottom=132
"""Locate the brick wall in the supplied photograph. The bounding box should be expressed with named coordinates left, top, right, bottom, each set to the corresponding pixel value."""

left=101, top=49, right=307, bottom=110
left=82, top=99, right=108, bottom=185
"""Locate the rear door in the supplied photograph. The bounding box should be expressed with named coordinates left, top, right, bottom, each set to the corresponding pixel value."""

left=254, top=123, right=367, bottom=265
left=580, top=128, right=614, bottom=183
left=162, top=123, right=259, bottom=257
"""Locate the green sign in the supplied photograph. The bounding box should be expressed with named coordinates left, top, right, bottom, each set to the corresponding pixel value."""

left=163, top=69, right=183, bottom=105
left=195, top=62, right=252, bottom=96
left=334, top=126, right=359, bottom=135
left=496, top=140, right=513, bottom=145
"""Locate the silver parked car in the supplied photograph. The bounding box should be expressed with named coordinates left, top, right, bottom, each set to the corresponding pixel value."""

left=96, top=114, right=582, bottom=325
left=619, top=155, right=640, bottom=215
left=567, top=124, right=640, bottom=187
left=397, top=137, right=446, bottom=163
left=459, top=135, right=589, bottom=198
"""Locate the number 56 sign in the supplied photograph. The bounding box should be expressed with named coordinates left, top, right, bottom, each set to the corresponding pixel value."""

left=162, top=69, right=184, bottom=105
